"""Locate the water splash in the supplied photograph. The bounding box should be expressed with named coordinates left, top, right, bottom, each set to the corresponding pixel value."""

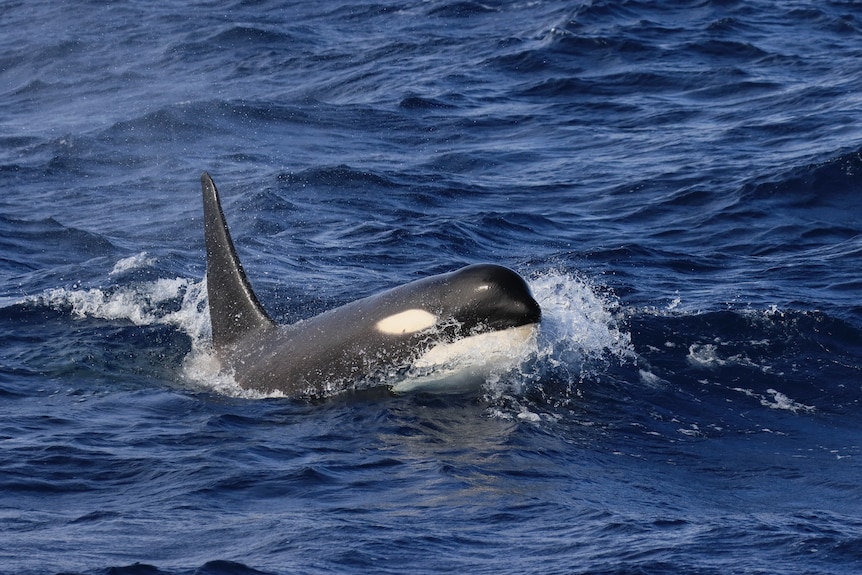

left=486, top=269, right=634, bottom=418
left=530, top=269, right=633, bottom=365
left=34, top=277, right=209, bottom=338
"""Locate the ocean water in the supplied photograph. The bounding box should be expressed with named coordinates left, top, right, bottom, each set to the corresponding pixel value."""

left=2, top=1, right=862, bottom=573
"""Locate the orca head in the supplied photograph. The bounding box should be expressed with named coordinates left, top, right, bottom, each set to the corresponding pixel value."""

left=389, top=264, right=542, bottom=393
left=439, top=264, right=541, bottom=336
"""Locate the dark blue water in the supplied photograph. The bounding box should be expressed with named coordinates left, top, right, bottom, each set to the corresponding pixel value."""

left=2, top=1, right=862, bottom=573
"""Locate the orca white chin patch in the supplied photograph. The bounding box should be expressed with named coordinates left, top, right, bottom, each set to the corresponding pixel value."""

left=375, top=309, right=438, bottom=335
left=392, top=324, right=539, bottom=393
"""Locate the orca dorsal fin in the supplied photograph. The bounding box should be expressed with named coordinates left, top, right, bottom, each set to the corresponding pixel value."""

left=201, top=172, right=275, bottom=350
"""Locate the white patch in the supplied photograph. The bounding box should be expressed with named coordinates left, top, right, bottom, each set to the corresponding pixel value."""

left=375, top=309, right=438, bottom=335
left=392, top=324, right=538, bottom=393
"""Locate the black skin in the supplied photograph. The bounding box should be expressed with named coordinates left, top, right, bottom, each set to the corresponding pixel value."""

left=202, top=172, right=541, bottom=397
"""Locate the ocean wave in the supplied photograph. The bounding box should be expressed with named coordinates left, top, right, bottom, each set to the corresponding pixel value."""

left=739, top=146, right=862, bottom=208
left=277, top=165, right=399, bottom=189
left=427, top=2, right=500, bottom=18
left=47, top=559, right=273, bottom=575
left=0, top=215, right=118, bottom=278
left=2, top=1, right=862, bottom=571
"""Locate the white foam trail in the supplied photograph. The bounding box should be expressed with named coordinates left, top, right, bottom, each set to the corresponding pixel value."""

left=24, top=270, right=252, bottom=395
left=731, top=386, right=815, bottom=413
left=35, top=277, right=209, bottom=336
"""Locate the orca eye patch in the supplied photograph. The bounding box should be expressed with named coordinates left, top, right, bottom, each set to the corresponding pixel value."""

left=375, top=309, right=438, bottom=335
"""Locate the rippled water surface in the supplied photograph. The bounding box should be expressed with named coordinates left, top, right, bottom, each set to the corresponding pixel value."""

left=2, top=1, right=862, bottom=574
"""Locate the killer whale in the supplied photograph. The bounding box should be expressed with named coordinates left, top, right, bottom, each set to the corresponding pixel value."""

left=201, top=172, right=541, bottom=397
